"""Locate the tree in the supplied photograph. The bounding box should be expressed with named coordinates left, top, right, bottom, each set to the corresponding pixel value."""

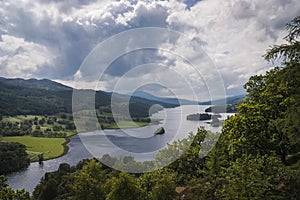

left=264, top=16, right=300, bottom=63
left=155, top=127, right=208, bottom=184
left=221, top=16, right=300, bottom=165
left=71, top=159, right=106, bottom=200
left=0, top=142, right=30, bottom=174
left=105, top=173, right=143, bottom=200
left=138, top=170, right=176, bottom=200
left=192, top=16, right=300, bottom=199
left=222, top=155, right=280, bottom=198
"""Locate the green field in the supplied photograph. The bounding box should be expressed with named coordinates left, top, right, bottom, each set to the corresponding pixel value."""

left=0, top=114, right=152, bottom=162
left=2, top=115, right=41, bottom=123
left=0, top=136, right=67, bottom=162
left=103, top=121, right=150, bottom=129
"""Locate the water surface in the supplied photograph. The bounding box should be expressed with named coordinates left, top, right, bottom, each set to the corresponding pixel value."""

left=7, top=105, right=231, bottom=193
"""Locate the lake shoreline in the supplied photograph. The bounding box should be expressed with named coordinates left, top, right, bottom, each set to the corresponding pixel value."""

left=32, top=119, right=163, bottom=162
left=7, top=105, right=225, bottom=194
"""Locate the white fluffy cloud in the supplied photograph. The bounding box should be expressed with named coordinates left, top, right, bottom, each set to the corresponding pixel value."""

left=0, top=35, right=54, bottom=78
left=166, top=0, right=300, bottom=95
left=0, top=0, right=299, bottom=99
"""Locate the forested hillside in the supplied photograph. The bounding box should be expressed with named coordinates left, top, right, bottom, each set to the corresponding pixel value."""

left=0, top=78, right=177, bottom=117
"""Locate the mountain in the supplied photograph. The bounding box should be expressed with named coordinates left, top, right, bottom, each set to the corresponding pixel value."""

left=0, top=77, right=245, bottom=117
left=132, top=91, right=245, bottom=106
left=203, top=94, right=245, bottom=113
left=199, top=94, right=245, bottom=105
left=0, top=77, right=72, bottom=91
left=224, top=94, right=245, bottom=104
left=0, top=78, right=72, bottom=116
left=131, top=91, right=199, bottom=105
left=0, top=77, right=177, bottom=117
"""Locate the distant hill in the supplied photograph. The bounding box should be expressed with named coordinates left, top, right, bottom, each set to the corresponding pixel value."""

left=0, top=77, right=177, bottom=117
left=225, top=94, right=245, bottom=104
left=0, top=77, right=245, bottom=116
left=0, top=77, right=72, bottom=91
left=131, top=91, right=199, bottom=105
left=199, top=94, right=245, bottom=105
left=203, top=94, right=245, bottom=113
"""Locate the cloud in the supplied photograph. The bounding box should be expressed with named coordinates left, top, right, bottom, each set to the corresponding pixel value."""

left=0, top=0, right=176, bottom=79
left=0, top=34, right=54, bottom=78
left=166, top=0, right=300, bottom=95
left=0, top=0, right=299, bottom=99
left=114, top=1, right=170, bottom=27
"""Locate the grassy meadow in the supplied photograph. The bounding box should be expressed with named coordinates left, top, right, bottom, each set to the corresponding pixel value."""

left=0, top=136, right=67, bottom=162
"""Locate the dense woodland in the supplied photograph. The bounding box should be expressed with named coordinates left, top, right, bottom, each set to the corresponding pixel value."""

left=0, top=142, right=30, bottom=174
left=0, top=77, right=178, bottom=135
left=0, top=16, right=299, bottom=199
left=0, top=78, right=177, bottom=118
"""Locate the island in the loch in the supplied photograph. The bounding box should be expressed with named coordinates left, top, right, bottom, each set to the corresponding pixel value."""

left=154, top=127, right=165, bottom=135
left=186, top=113, right=221, bottom=121
left=186, top=113, right=223, bottom=127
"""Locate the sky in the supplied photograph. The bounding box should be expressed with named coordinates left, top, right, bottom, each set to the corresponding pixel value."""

left=0, top=0, right=299, bottom=101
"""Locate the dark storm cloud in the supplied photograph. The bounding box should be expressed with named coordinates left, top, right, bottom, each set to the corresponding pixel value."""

left=0, top=0, right=175, bottom=80
left=105, top=49, right=167, bottom=77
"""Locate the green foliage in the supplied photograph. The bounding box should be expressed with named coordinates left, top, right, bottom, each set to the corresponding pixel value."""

left=138, top=170, right=176, bottom=200
left=33, top=162, right=83, bottom=200
left=1, top=136, right=67, bottom=162
left=0, top=115, right=75, bottom=138
left=0, top=78, right=176, bottom=119
left=71, top=159, right=106, bottom=200
left=223, top=61, right=300, bottom=164
left=264, top=16, right=300, bottom=62
left=190, top=15, right=300, bottom=200
left=32, top=159, right=178, bottom=200
left=217, top=154, right=286, bottom=199
left=155, top=127, right=209, bottom=184
left=222, top=18, right=300, bottom=163
left=105, top=173, right=143, bottom=200
left=205, top=104, right=239, bottom=113
left=0, top=142, right=30, bottom=174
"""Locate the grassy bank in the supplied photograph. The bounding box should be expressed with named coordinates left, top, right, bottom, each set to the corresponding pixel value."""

left=1, top=114, right=156, bottom=162
left=0, top=136, right=68, bottom=162
left=102, top=121, right=150, bottom=129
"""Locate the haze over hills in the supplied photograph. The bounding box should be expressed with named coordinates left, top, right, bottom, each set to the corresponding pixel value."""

left=132, top=90, right=245, bottom=106
left=200, top=94, right=245, bottom=105
left=0, top=77, right=178, bottom=117
left=131, top=91, right=200, bottom=105
left=0, top=77, right=245, bottom=117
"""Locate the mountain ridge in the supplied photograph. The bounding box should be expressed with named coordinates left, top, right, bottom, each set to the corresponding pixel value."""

left=0, top=77, right=177, bottom=117
left=0, top=77, right=72, bottom=91
left=131, top=91, right=199, bottom=105
left=0, top=77, right=245, bottom=117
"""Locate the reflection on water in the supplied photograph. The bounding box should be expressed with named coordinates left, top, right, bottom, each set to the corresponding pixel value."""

left=7, top=105, right=232, bottom=193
